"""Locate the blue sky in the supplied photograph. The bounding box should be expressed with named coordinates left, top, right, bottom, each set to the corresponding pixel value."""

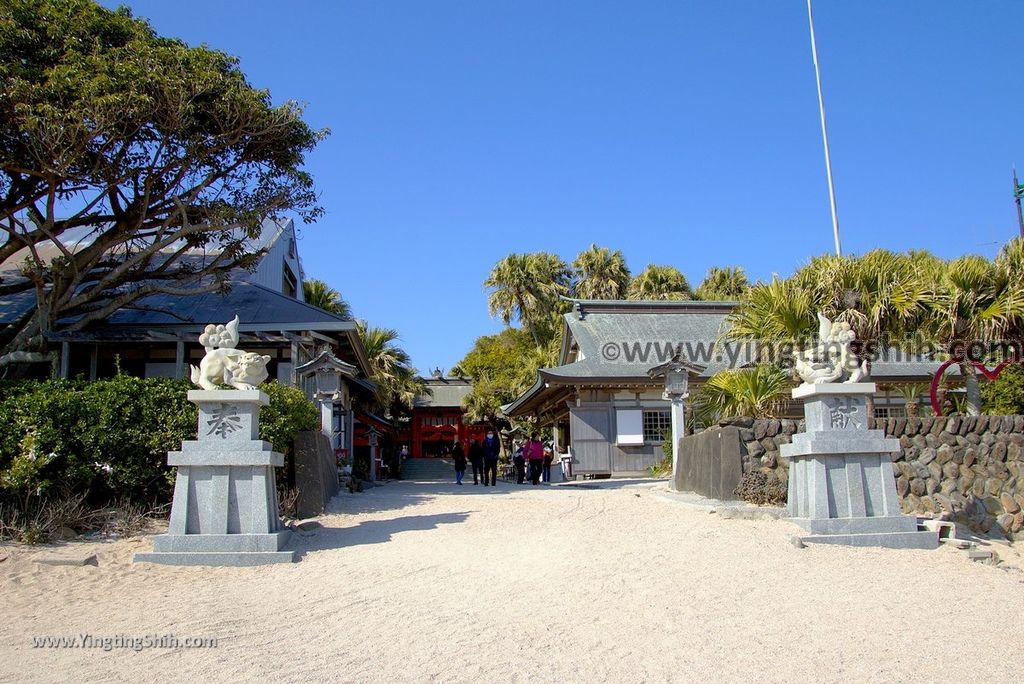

left=110, top=0, right=1024, bottom=372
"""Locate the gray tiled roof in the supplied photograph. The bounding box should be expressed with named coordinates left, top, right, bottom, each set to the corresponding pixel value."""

left=505, top=298, right=946, bottom=416
left=413, top=379, right=473, bottom=408
left=2, top=278, right=354, bottom=332
left=559, top=302, right=735, bottom=379
left=0, top=218, right=293, bottom=326
left=552, top=299, right=941, bottom=380
left=102, top=279, right=352, bottom=329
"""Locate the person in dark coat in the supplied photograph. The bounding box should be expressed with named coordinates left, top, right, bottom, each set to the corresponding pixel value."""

left=481, top=431, right=500, bottom=486
left=512, top=442, right=526, bottom=484
left=468, top=439, right=484, bottom=485
left=452, top=440, right=466, bottom=485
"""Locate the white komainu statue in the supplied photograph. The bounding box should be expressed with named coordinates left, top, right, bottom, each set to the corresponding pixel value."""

left=189, top=316, right=271, bottom=391
left=794, top=312, right=870, bottom=385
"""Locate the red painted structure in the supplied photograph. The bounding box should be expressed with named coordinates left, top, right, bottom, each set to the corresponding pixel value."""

left=929, top=359, right=1012, bottom=416
left=400, top=377, right=489, bottom=457
left=354, top=411, right=396, bottom=475
left=408, top=408, right=488, bottom=457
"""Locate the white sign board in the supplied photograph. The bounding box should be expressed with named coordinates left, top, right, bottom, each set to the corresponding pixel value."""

left=615, top=409, right=644, bottom=446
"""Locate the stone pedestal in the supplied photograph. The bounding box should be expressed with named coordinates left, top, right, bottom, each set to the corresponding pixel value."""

left=780, top=383, right=937, bottom=549
left=135, top=390, right=295, bottom=566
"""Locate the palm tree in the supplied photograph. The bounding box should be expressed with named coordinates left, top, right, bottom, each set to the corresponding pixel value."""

left=529, top=252, right=574, bottom=342
left=694, top=266, right=750, bottom=301
left=896, top=383, right=928, bottom=418
left=988, top=237, right=1024, bottom=339
left=920, top=254, right=1005, bottom=415
left=356, top=321, right=425, bottom=412
left=728, top=251, right=935, bottom=417
left=726, top=275, right=817, bottom=344
left=303, top=279, right=352, bottom=319
left=627, top=264, right=693, bottom=300
left=694, top=365, right=792, bottom=419
left=485, top=252, right=570, bottom=345
left=572, top=244, right=631, bottom=300
left=794, top=250, right=931, bottom=352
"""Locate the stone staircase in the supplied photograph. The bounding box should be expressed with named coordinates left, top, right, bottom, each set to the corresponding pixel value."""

left=400, top=458, right=456, bottom=481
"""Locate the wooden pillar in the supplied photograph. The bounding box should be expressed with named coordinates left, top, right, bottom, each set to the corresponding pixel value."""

left=289, top=341, right=300, bottom=388
left=174, top=340, right=185, bottom=379
left=59, top=341, right=71, bottom=379
left=89, top=345, right=98, bottom=380
left=346, top=407, right=355, bottom=460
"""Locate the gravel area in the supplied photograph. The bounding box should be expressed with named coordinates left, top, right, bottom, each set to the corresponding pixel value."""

left=2, top=479, right=1022, bottom=683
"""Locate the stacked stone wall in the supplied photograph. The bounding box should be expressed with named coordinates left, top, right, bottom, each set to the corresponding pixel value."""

left=722, top=415, right=1024, bottom=540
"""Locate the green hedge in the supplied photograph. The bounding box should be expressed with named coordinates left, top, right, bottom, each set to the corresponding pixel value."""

left=0, top=377, right=317, bottom=508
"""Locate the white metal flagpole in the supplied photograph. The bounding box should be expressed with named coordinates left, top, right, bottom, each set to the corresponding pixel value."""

left=807, top=0, right=842, bottom=257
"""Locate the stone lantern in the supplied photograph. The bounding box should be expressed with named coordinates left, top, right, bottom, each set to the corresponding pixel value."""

left=314, top=364, right=341, bottom=397
left=648, top=354, right=706, bottom=491
left=295, top=348, right=358, bottom=462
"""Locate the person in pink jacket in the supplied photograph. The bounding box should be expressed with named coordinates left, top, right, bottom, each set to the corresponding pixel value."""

left=524, top=433, right=545, bottom=485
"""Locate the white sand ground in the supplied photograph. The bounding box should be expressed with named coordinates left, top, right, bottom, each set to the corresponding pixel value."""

left=1, top=478, right=1023, bottom=683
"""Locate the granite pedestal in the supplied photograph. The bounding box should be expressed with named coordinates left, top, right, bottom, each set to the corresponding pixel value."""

left=780, top=383, right=937, bottom=549
left=135, top=390, right=295, bottom=566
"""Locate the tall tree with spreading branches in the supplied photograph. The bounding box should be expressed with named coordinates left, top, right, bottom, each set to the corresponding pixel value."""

left=0, top=0, right=326, bottom=364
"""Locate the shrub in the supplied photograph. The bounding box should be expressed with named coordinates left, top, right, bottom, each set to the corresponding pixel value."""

left=0, top=376, right=194, bottom=505
left=259, top=381, right=320, bottom=457
left=648, top=427, right=674, bottom=478
left=981, top=363, right=1024, bottom=414
left=0, top=377, right=317, bottom=517
left=694, top=365, right=791, bottom=421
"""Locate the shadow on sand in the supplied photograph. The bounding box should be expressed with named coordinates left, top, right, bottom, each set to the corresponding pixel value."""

left=291, top=511, right=471, bottom=558
left=325, top=480, right=523, bottom=516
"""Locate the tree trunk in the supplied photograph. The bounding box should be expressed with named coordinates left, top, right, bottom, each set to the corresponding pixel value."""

left=862, top=358, right=875, bottom=424
left=961, top=362, right=982, bottom=416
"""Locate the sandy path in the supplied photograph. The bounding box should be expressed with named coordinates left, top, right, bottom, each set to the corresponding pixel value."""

left=1, top=479, right=1022, bottom=683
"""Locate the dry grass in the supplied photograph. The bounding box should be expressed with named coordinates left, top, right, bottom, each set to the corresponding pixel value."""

left=278, top=487, right=300, bottom=520
left=0, top=495, right=166, bottom=544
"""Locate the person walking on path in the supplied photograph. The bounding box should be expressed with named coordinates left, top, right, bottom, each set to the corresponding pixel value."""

left=468, top=439, right=484, bottom=485
left=525, top=433, right=544, bottom=485
left=542, top=444, right=554, bottom=483
left=452, top=440, right=466, bottom=485
left=512, top=442, right=526, bottom=484
left=481, top=430, right=500, bottom=486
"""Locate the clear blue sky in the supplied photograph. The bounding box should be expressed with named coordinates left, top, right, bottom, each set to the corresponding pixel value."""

left=109, top=0, right=1024, bottom=372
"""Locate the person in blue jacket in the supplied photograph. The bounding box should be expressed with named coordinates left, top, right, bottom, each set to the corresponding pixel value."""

left=481, top=430, right=500, bottom=486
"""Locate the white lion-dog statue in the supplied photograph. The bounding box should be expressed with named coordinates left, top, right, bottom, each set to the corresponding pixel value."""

left=794, top=312, right=870, bottom=385
left=189, top=316, right=271, bottom=391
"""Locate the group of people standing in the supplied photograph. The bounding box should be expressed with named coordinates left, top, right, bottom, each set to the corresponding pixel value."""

left=450, top=431, right=501, bottom=486
left=511, top=433, right=552, bottom=485
left=450, top=432, right=553, bottom=486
